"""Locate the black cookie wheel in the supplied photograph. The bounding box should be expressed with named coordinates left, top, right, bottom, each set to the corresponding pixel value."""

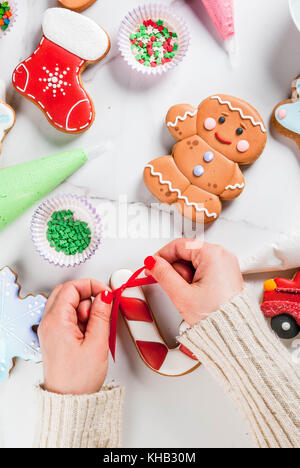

left=271, top=314, right=300, bottom=340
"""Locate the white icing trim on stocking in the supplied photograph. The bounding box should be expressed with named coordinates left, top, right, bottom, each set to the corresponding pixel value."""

left=145, top=164, right=218, bottom=219
left=110, top=269, right=199, bottom=377
left=65, top=98, right=90, bottom=131
left=42, top=8, right=110, bottom=61
left=167, top=109, right=198, bottom=128
left=210, top=96, right=267, bottom=132
left=13, top=64, right=29, bottom=93
left=225, top=183, right=245, bottom=190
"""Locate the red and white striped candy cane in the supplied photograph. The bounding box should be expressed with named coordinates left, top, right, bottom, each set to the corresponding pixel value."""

left=110, top=269, right=200, bottom=377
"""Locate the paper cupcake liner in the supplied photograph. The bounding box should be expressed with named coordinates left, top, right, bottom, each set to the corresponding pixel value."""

left=31, top=194, right=102, bottom=268
left=118, top=3, right=190, bottom=76
left=0, top=0, right=18, bottom=38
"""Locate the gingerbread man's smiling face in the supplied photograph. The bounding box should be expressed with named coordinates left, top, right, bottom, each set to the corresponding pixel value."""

left=197, top=95, right=267, bottom=164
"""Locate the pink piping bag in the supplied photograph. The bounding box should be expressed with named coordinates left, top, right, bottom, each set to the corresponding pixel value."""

left=201, top=0, right=236, bottom=56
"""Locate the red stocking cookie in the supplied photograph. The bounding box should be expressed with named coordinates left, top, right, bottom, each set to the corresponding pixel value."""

left=12, top=8, right=110, bottom=134
left=144, top=95, right=267, bottom=223
left=111, top=269, right=200, bottom=377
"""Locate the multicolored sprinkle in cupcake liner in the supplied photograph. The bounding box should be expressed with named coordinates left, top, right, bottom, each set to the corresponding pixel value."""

left=0, top=0, right=17, bottom=37
left=118, top=3, right=190, bottom=76
left=31, top=194, right=103, bottom=268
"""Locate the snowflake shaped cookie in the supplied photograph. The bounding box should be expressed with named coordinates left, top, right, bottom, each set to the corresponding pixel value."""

left=0, top=267, right=47, bottom=382
left=38, top=64, right=72, bottom=98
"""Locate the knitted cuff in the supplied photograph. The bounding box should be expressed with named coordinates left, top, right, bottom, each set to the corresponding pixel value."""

left=34, top=385, right=124, bottom=448
left=178, top=290, right=300, bottom=449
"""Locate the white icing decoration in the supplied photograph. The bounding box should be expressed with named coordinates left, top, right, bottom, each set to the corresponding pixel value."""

left=110, top=269, right=199, bottom=377
left=0, top=102, right=14, bottom=142
left=0, top=267, right=47, bottom=382
left=167, top=109, right=198, bottom=128
left=225, top=183, right=245, bottom=190
left=12, top=44, right=91, bottom=132
left=145, top=164, right=218, bottom=219
left=39, top=65, right=71, bottom=98
left=210, top=96, right=267, bottom=133
left=66, top=98, right=89, bottom=131
left=42, top=8, right=110, bottom=62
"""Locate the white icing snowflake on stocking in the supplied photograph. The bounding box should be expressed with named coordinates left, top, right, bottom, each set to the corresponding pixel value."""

left=38, top=64, right=72, bottom=98
left=0, top=267, right=47, bottom=382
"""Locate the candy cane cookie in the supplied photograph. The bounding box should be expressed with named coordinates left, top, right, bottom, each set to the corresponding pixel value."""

left=110, top=269, right=200, bottom=377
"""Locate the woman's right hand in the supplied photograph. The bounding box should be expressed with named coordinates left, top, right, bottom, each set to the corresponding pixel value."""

left=145, top=239, right=243, bottom=326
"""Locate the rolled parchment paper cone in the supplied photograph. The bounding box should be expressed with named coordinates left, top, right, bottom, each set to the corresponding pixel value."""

left=240, top=231, right=300, bottom=274
left=290, top=0, right=300, bottom=31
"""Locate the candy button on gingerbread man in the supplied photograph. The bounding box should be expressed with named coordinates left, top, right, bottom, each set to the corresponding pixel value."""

left=144, top=95, right=267, bottom=223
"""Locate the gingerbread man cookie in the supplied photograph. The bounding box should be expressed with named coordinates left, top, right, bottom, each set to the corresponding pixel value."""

left=0, top=267, right=47, bottom=382
left=144, top=95, right=267, bottom=223
left=57, top=0, right=97, bottom=12
left=110, top=269, right=199, bottom=377
left=272, top=75, right=300, bottom=149
left=12, top=8, right=110, bottom=134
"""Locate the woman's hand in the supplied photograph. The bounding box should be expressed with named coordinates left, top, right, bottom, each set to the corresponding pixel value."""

left=145, top=239, right=243, bottom=326
left=38, top=279, right=112, bottom=396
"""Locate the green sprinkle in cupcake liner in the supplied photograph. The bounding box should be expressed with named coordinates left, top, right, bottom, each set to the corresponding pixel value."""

left=31, top=194, right=102, bottom=268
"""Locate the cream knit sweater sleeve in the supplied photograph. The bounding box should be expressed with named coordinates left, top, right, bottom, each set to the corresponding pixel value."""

left=179, top=290, right=300, bottom=449
left=35, top=385, right=124, bottom=448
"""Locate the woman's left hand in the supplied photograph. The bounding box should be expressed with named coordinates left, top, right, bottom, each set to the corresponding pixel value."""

left=38, top=279, right=112, bottom=395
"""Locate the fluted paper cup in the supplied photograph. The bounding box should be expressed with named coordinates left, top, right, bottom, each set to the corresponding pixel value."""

left=118, top=3, right=190, bottom=76
left=31, top=194, right=102, bottom=268
left=0, top=0, right=18, bottom=38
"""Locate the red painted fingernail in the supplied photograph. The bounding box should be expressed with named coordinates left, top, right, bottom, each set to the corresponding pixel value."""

left=101, top=290, right=114, bottom=304
left=144, top=256, right=156, bottom=270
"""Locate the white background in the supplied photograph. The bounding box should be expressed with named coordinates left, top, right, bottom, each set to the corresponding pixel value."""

left=0, top=0, right=299, bottom=448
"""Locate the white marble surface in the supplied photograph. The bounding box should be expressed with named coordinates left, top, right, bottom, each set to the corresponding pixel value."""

left=0, top=0, right=299, bottom=449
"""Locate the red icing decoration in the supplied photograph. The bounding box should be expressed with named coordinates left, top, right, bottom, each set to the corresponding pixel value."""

left=136, top=340, right=168, bottom=370
left=261, top=301, right=300, bottom=324
left=119, top=297, right=153, bottom=322
left=215, top=132, right=232, bottom=145
left=109, top=266, right=157, bottom=360
left=179, top=344, right=198, bottom=361
left=261, top=271, right=300, bottom=326
left=12, top=37, right=93, bottom=134
left=273, top=270, right=300, bottom=290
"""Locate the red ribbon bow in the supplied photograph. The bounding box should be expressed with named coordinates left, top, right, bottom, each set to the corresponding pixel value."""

left=106, top=266, right=157, bottom=361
